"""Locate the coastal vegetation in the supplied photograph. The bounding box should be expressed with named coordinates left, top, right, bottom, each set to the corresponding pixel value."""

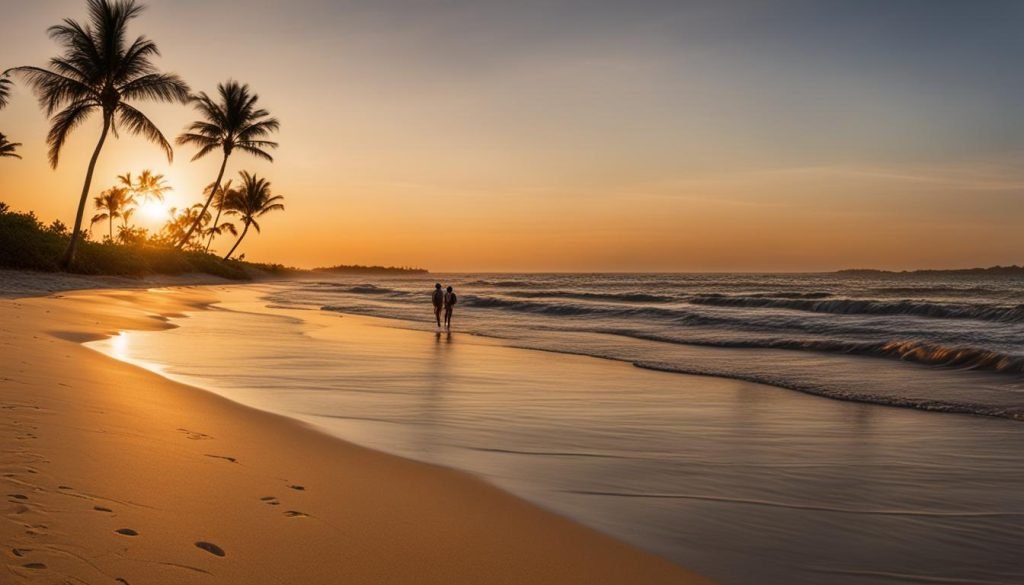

left=0, top=0, right=288, bottom=277
left=175, top=81, right=280, bottom=248
left=7, top=0, right=190, bottom=268
left=0, top=201, right=289, bottom=279
left=221, top=171, right=285, bottom=260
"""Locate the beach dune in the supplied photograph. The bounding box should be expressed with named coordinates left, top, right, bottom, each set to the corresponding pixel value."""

left=0, top=283, right=709, bottom=584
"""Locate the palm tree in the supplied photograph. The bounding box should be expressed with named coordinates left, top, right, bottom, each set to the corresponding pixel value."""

left=119, top=168, right=171, bottom=203
left=0, top=74, right=12, bottom=109
left=203, top=179, right=233, bottom=252
left=9, top=0, right=190, bottom=268
left=222, top=171, right=284, bottom=260
left=0, top=133, right=21, bottom=159
left=163, top=203, right=211, bottom=250
left=175, top=81, right=279, bottom=249
left=90, top=186, right=133, bottom=240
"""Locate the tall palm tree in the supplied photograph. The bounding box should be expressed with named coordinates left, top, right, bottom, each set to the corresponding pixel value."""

left=203, top=179, right=233, bottom=252
left=0, top=133, right=21, bottom=159
left=90, top=186, right=133, bottom=240
left=222, top=171, right=284, bottom=260
left=175, top=81, right=279, bottom=249
left=9, top=0, right=189, bottom=268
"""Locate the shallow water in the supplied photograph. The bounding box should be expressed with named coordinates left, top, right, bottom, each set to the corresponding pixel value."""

left=89, top=281, right=1024, bottom=585
left=292, top=272, right=1024, bottom=419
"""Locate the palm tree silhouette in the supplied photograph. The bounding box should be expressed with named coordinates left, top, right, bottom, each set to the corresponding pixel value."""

left=0, top=133, right=21, bottom=159
left=119, top=169, right=171, bottom=203
left=9, top=0, right=189, bottom=268
left=176, top=81, right=279, bottom=249
left=222, top=171, right=284, bottom=260
left=0, top=74, right=12, bottom=109
left=203, top=179, right=233, bottom=252
left=91, top=187, right=134, bottom=241
left=163, top=203, right=211, bottom=249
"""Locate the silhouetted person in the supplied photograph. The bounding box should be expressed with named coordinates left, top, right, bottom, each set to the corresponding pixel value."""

left=432, top=283, right=444, bottom=327
left=444, top=286, right=457, bottom=330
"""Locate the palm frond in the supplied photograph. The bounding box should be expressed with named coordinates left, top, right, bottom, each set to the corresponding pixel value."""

left=46, top=100, right=98, bottom=168
left=0, top=75, right=13, bottom=109
left=116, top=102, right=173, bottom=161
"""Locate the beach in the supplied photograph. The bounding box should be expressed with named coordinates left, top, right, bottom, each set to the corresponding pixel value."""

left=0, top=274, right=709, bottom=585
left=79, top=274, right=1024, bottom=584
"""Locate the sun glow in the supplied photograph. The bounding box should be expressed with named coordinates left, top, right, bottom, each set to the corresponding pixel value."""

left=138, top=199, right=172, bottom=222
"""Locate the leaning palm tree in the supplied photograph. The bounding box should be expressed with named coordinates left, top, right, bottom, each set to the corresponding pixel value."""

left=202, top=217, right=237, bottom=251
left=175, top=81, right=279, bottom=249
left=203, top=179, right=233, bottom=252
left=9, top=0, right=190, bottom=268
left=0, top=133, right=21, bottom=159
left=222, top=171, right=284, bottom=260
left=90, top=186, right=133, bottom=240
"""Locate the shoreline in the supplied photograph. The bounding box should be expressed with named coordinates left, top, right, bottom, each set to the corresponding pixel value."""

left=0, top=282, right=710, bottom=584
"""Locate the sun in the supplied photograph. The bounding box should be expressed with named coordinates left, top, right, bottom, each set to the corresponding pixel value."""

left=139, top=199, right=171, bottom=222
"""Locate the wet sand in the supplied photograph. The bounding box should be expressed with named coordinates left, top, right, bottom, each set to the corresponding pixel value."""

left=0, top=283, right=709, bottom=584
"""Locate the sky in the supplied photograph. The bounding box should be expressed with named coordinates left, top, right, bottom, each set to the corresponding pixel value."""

left=1, top=0, right=1023, bottom=271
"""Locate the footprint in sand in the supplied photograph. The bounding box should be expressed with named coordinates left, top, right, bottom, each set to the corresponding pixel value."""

left=94, top=506, right=113, bottom=513
left=195, top=542, right=225, bottom=557
left=204, top=454, right=237, bottom=463
left=260, top=496, right=280, bottom=506
left=115, top=528, right=139, bottom=536
left=288, top=485, right=305, bottom=491
left=283, top=510, right=309, bottom=518
left=177, top=428, right=213, bottom=440
left=8, top=494, right=28, bottom=500
left=22, top=562, right=46, bottom=570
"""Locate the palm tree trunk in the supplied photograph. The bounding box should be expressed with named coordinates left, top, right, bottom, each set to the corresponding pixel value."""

left=178, top=153, right=229, bottom=249
left=61, top=112, right=112, bottom=269
left=108, top=216, right=113, bottom=241
left=223, top=219, right=250, bottom=260
left=205, top=205, right=223, bottom=252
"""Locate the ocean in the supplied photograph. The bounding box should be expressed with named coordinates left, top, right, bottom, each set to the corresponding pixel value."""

left=91, top=272, right=1024, bottom=584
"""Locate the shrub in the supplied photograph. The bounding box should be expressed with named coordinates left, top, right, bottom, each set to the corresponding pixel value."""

left=0, top=201, right=289, bottom=280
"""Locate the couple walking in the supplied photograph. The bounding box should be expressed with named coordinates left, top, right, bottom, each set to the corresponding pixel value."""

left=432, top=283, right=457, bottom=329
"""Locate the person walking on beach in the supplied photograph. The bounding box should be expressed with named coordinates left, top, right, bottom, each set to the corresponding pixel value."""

left=432, top=283, right=445, bottom=328
left=444, top=286, right=457, bottom=330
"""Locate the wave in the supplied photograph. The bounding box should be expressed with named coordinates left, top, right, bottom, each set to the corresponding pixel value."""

left=462, top=295, right=731, bottom=326
left=600, top=328, right=1024, bottom=375
left=503, top=290, right=676, bottom=303
left=686, top=295, right=1024, bottom=323
left=464, top=279, right=526, bottom=287
left=633, top=361, right=1024, bottom=420
left=866, top=285, right=1006, bottom=296
left=748, top=291, right=833, bottom=299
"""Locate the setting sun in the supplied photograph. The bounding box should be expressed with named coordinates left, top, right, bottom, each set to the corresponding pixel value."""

left=138, top=198, right=171, bottom=222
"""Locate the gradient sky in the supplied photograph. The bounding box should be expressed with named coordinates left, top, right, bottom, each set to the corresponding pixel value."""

left=1, top=0, right=1023, bottom=271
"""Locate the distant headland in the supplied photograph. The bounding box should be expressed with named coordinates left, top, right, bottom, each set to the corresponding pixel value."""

left=313, top=264, right=429, bottom=275
left=837, top=265, right=1024, bottom=277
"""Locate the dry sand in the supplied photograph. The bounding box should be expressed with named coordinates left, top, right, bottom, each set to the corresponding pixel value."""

left=0, top=277, right=711, bottom=584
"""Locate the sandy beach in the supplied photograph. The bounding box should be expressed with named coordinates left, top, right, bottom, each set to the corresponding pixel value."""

left=0, top=274, right=709, bottom=584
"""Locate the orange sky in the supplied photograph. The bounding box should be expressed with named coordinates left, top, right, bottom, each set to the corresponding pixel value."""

left=1, top=0, right=1022, bottom=272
